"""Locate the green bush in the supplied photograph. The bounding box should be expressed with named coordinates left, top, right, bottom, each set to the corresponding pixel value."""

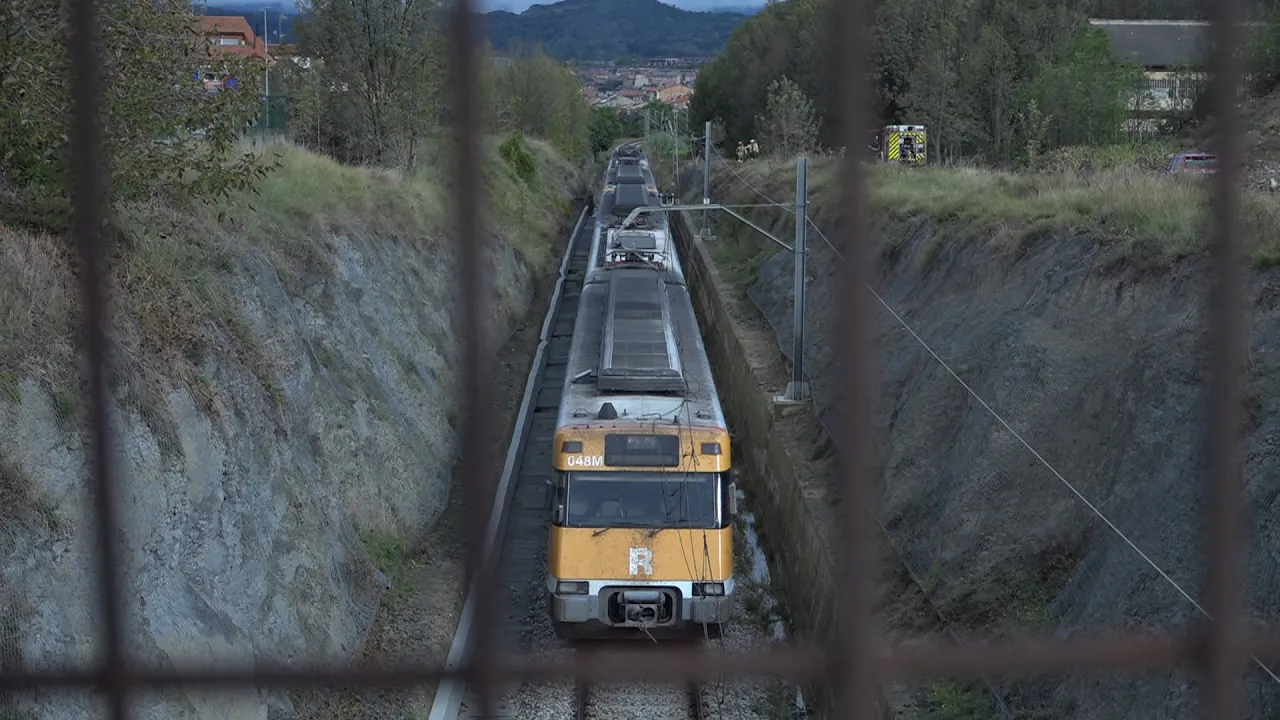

left=499, top=132, right=538, bottom=184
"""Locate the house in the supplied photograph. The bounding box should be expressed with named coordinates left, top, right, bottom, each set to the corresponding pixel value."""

left=598, top=94, right=638, bottom=109
left=201, top=16, right=273, bottom=64
left=195, top=15, right=274, bottom=93
left=657, top=84, right=693, bottom=106
left=1089, top=18, right=1258, bottom=130
left=269, top=42, right=313, bottom=70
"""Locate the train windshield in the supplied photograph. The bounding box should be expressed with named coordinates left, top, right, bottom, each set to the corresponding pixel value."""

left=564, top=472, right=719, bottom=529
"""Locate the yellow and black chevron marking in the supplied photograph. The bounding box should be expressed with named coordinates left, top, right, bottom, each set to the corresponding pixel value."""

left=887, top=131, right=926, bottom=165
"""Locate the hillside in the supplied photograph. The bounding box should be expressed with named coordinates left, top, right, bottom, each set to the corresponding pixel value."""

left=660, top=150, right=1280, bottom=718
left=0, top=137, right=588, bottom=719
left=482, top=0, right=747, bottom=60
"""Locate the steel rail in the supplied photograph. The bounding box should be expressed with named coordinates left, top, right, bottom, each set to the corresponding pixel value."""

left=428, top=205, right=589, bottom=720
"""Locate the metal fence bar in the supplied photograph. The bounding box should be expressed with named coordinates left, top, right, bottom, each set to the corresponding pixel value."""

left=1204, top=0, right=1247, bottom=714
left=16, top=626, right=1280, bottom=694
left=16, top=0, right=1263, bottom=714
left=449, top=0, right=499, bottom=717
left=67, top=0, right=129, bottom=716
left=831, top=0, right=879, bottom=716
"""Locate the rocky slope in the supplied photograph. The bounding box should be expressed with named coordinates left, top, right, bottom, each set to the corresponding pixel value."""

left=682, top=158, right=1280, bottom=718
left=0, top=138, right=587, bottom=719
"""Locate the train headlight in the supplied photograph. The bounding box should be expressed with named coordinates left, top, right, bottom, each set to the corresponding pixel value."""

left=693, top=582, right=725, bottom=597
left=556, top=581, right=589, bottom=595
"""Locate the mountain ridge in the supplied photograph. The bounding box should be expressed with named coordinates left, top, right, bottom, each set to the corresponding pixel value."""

left=199, top=0, right=751, bottom=60
left=482, top=0, right=749, bottom=60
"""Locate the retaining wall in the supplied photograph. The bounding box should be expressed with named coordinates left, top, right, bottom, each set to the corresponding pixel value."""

left=671, top=211, right=888, bottom=719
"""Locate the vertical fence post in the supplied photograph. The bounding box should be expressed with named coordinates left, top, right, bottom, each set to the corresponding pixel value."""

left=68, top=0, right=128, bottom=715
left=1203, top=0, right=1246, bottom=714
left=786, top=155, right=809, bottom=403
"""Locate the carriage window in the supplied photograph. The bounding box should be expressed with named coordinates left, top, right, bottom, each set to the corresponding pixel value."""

left=564, top=472, right=719, bottom=529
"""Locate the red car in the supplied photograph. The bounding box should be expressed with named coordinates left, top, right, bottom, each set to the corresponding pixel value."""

left=1167, top=151, right=1218, bottom=175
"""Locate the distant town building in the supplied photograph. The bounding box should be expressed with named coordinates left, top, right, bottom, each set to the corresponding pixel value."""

left=196, top=15, right=273, bottom=93
left=1089, top=18, right=1258, bottom=133
left=201, top=16, right=272, bottom=63
left=657, top=84, right=693, bottom=106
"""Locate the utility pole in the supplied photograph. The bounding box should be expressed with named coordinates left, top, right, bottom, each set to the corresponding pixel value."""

left=262, top=8, right=270, bottom=130
left=785, top=155, right=810, bottom=403
left=669, top=111, right=679, bottom=193
left=701, top=120, right=711, bottom=237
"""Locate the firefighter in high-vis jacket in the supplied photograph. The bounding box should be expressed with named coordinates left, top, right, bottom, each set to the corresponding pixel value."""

left=748, top=138, right=759, bottom=157
left=736, top=141, right=747, bottom=163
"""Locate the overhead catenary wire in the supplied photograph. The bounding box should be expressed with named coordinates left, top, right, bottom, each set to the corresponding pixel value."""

left=705, top=147, right=1280, bottom=686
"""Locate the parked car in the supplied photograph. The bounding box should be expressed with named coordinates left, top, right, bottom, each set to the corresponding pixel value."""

left=1167, top=151, right=1218, bottom=175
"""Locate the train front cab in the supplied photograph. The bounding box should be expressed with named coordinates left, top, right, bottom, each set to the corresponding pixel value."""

left=546, top=428, right=738, bottom=640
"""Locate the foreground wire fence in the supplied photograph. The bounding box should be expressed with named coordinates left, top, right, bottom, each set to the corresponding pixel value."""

left=0, top=0, right=1265, bottom=715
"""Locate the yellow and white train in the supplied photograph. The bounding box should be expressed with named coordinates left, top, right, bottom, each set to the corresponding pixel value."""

left=546, top=145, right=738, bottom=640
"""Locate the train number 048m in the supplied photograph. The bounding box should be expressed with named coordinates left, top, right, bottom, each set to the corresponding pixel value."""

left=565, top=455, right=605, bottom=468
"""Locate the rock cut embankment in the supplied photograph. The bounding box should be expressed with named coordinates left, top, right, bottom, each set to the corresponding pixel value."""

left=688, top=160, right=1280, bottom=719
left=0, top=140, right=587, bottom=720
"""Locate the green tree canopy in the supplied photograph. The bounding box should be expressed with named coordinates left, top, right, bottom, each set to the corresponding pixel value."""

left=754, top=76, right=818, bottom=157
left=1034, top=27, right=1140, bottom=148
left=489, top=45, right=593, bottom=158
left=0, top=0, right=270, bottom=229
left=589, top=107, right=625, bottom=155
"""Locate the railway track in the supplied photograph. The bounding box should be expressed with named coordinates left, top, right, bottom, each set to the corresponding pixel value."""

left=575, top=679, right=706, bottom=720
left=430, top=179, right=778, bottom=720
left=428, top=202, right=591, bottom=720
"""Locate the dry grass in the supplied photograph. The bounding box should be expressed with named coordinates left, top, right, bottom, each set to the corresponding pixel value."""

left=0, top=136, right=585, bottom=423
left=0, top=226, right=80, bottom=414
left=0, top=457, right=60, bottom=556
left=710, top=153, right=1280, bottom=274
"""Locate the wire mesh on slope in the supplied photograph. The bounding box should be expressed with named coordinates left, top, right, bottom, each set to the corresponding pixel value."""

left=0, top=0, right=1267, bottom=716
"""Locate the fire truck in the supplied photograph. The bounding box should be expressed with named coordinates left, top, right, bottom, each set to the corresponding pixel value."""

left=873, top=124, right=927, bottom=166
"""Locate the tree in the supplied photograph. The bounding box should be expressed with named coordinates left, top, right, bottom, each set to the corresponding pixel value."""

left=589, top=107, right=624, bottom=155
left=489, top=45, right=592, bottom=158
left=1246, top=0, right=1280, bottom=96
left=1033, top=27, right=1138, bottom=148
left=620, top=110, right=646, bottom=139
left=962, top=25, right=1022, bottom=162
left=754, top=76, right=818, bottom=157
left=295, top=0, right=445, bottom=167
left=0, top=0, right=272, bottom=230
left=899, top=0, right=973, bottom=162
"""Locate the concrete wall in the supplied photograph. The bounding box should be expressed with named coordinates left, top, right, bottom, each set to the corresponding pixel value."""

left=670, top=210, right=887, bottom=719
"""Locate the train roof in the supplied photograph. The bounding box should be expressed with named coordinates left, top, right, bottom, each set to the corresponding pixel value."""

left=611, top=184, right=653, bottom=214
left=592, top=148, right=682, bottom=284
left=558, top=268, right=724, bottom=432
left=587, top=214, right=684, bottom=285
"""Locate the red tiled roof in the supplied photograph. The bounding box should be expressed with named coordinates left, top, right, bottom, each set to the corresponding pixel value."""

left=200, top=15, right=272, bottom=63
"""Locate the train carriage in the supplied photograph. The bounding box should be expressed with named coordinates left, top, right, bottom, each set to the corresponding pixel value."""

left=545, top=146, right=738, bottom=640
